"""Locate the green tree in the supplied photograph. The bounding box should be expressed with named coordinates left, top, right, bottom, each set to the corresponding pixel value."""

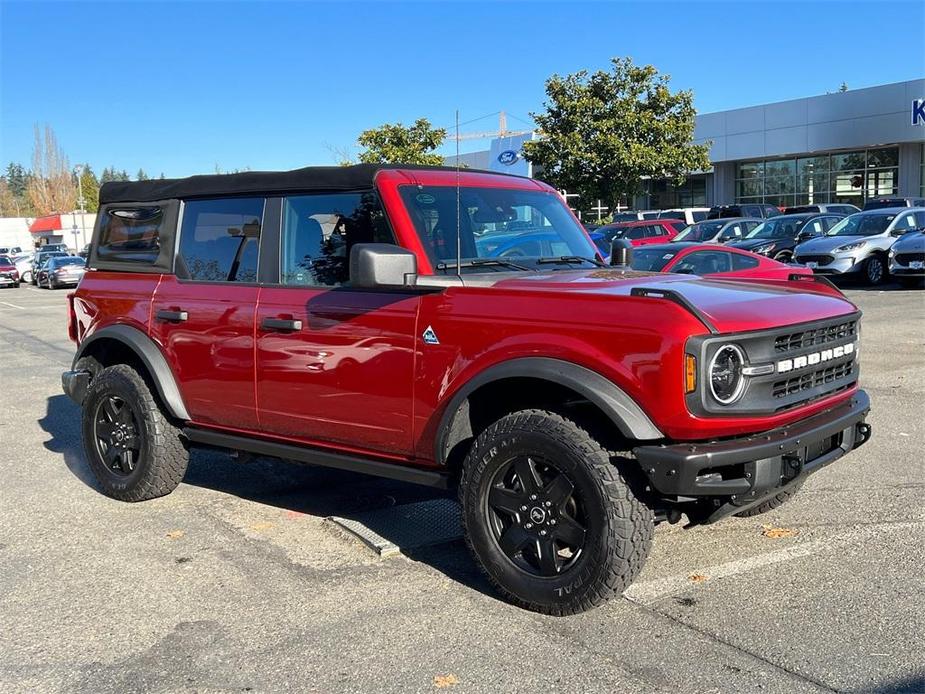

left=2, top=163, right=34, bottom=216
left=523, top=57, right=711, bottom=208
left=136, top=168, right=149, bottom=180
left=357, top=118, right=447, bottom=165
left=77, top=165, right=100, bottom=212
left=839, top=82, right=849, bottom=93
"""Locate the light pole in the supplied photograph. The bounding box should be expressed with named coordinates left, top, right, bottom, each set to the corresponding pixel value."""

left=74, top=165, right=87, bottom=247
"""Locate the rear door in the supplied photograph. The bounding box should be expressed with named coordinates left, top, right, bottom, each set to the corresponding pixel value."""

left=254, top=191, right=419, bottom=456
left=150, top=197, right=265, bottom=430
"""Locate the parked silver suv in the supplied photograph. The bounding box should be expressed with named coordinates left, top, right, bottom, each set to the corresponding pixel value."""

left=793, top=208, right=925, bottom=285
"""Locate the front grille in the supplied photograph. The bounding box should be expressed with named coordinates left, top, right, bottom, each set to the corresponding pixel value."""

left=687, top=311, right=861, bottom=416
left=796, top=254, right=835, bottom=265
left=894, top=252, right=925, bottom=267
left=772, top=361, right=854, bottom=399
left=774, top=320, right=857, bottom=353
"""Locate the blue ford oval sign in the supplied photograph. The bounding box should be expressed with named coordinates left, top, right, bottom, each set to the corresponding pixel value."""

left=497, top=150, right=519, bottom=165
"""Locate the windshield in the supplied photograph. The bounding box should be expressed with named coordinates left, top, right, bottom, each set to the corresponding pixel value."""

left=673, top=221, right=724, bottom=242
left=399, top=186, right=597, bottom=272
left=826, top=213, right=894, bottom=237
left=630, top=248, right=679, bottom=272
left=746, top=217, right=807, bottom=239
left=0, top=257, right=13, bottom=267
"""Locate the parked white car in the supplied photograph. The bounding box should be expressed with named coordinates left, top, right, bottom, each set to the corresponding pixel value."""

left=657, top=208, right=710, bottom=225
left=794, top=207, right=925, bottom=285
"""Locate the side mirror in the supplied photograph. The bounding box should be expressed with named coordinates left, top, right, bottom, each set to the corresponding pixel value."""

left=349, top=243, right=418, bottom=289
left=890, top=228, right=908, bottom=237
left=797, top=231, right=814, bottom=241
left=610, top=238, right=633, bottom=267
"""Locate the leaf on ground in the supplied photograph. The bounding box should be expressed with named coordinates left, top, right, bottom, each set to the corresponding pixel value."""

left=250, top=522, right=275, bottom=532
left=165, top=530, right=185, bottom=540
left=433, top=674, right=459, bottom=688
left=688, top=573, right=709, bottom=583
left=761, top=524, right=798, bottom=539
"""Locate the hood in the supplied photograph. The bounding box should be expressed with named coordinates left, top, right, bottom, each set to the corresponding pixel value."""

left=487, top=269, right=856, bottom=333
left=796, top=235, right=867, bottom=253
left=729, top=238, right=777, bottom=251
left=893, top=232, right=925, bottom=252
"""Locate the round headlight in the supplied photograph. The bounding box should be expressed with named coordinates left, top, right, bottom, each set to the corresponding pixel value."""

left=709, top=344, right=746, bottom=405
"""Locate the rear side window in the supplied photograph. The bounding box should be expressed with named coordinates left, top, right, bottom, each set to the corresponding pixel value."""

left=731, top=253, right=760, bottom=270
left=178, top=198, right=264, bottom=282
left=96, top=206, right=164, bottom=263
left=625, top=226, right=647, bottom=240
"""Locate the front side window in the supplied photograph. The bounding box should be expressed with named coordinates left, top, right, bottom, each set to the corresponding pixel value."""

left=97, top=206, right=164, bottom=263
left=675, top=250, right=732, bottom=275
left=399, top=186, right=596, bottom=272
left=281, top=191, right=392, bottom=287
left=826, top=213, right=894, bottom=237
left=178, top=198, right=264, bottom=282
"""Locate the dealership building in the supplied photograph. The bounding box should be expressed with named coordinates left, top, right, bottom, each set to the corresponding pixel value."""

left=453, top=79, right=925, bottom=213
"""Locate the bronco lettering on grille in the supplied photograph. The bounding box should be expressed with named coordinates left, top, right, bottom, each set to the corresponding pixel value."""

left=777, top=342, right=855, bottom=373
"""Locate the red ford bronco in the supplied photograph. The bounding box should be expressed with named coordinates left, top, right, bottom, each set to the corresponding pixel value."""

left=63, top=165, right=871, bottom=615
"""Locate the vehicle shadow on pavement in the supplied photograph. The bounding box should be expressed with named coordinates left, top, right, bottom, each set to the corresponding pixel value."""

left=39, top=394, right=498, bottom=601
left=39, top=394, right=101, bottom=491
left=181, top=450, right=496, bottom=599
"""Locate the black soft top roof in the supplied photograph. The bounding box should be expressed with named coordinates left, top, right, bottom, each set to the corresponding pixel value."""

left=98, top=163, right=517, bottom=204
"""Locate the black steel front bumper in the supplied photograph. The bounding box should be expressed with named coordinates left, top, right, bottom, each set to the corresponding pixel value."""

left=634, top=390, right=871, bottom=523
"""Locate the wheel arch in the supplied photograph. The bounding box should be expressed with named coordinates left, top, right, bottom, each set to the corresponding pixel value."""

left=74, top=324, right=190, bottom=421
left=434, top=357, right=663, bottom=466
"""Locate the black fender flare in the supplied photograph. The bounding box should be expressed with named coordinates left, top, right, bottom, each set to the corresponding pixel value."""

left=434, top=357, right=663, bottom=464
left=74, top=324, right=190, bottom=421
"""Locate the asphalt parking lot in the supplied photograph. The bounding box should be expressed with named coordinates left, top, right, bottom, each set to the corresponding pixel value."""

left=0, top=280, right=923, bottom=694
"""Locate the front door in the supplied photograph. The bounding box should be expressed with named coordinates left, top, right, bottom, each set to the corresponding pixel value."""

left=254, top=191, right=419, bottom=456
left=150, top=197, right=265, bottom=430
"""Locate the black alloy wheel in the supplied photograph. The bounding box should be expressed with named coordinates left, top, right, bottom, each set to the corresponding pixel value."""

left=92, top=394, right=141, bottom=476
left=485, top=455, right=587, bottom=577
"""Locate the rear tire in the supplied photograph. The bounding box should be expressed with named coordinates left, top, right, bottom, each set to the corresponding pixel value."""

left=459, top=409, right=654, bottom=615
left=81, top=364, right=189, bottom=502
left=734, top=481, right=804, bottom=517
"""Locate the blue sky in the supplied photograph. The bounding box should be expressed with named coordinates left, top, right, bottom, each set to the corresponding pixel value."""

left=2, top=1, right=923, bottom=178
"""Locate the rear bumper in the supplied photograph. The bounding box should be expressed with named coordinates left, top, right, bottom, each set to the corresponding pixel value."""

left=634, top=390, right=871, bottom=523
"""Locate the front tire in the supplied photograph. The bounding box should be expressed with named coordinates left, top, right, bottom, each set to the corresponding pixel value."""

left=81, top=364, right=189, bottom=501
left=863, top=255, right=887, bottom=286
left=459, top=410, right=653, bottom=615
left=734, top=481, right=804, bottom=517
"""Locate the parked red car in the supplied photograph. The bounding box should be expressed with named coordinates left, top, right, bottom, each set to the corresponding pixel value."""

left=631, top=243, right=814, bottom=281
left=63, top=164, right=870, bottom=615
left=0, top=255, right=21, bottom=287
left=596, top=219, right=685, bottom=248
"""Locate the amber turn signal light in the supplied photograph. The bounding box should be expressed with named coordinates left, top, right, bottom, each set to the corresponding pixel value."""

left=685, top=354, right=697, bottom=393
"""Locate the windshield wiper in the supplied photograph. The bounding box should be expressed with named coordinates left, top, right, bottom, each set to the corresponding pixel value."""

left=536, top=255, right=607, bottom=268
left=435, top=258, right=534, bottom=272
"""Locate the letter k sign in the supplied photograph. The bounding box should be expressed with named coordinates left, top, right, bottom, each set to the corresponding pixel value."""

left=913, top=99, right=925, bottom=126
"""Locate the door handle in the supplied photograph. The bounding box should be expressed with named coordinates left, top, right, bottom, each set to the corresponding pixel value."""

left=262, top=317, right=302, bottom=331
left=156, top=309, right=188, bottom=322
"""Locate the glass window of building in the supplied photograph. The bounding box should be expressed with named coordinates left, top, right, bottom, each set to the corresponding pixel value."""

left=735, top=147, right=899, bottom=208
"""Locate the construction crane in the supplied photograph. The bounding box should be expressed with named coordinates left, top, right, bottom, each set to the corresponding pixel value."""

left=450, top=111, right=533, bottom=142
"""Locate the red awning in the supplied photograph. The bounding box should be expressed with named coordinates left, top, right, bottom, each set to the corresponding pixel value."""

left=29, top=215, right=63, bottom=233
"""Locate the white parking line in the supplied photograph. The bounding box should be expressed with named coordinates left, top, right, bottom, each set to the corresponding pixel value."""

left=0, top=301, right=25, bottom=309
left=624, top=519, right=922, bottom=605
